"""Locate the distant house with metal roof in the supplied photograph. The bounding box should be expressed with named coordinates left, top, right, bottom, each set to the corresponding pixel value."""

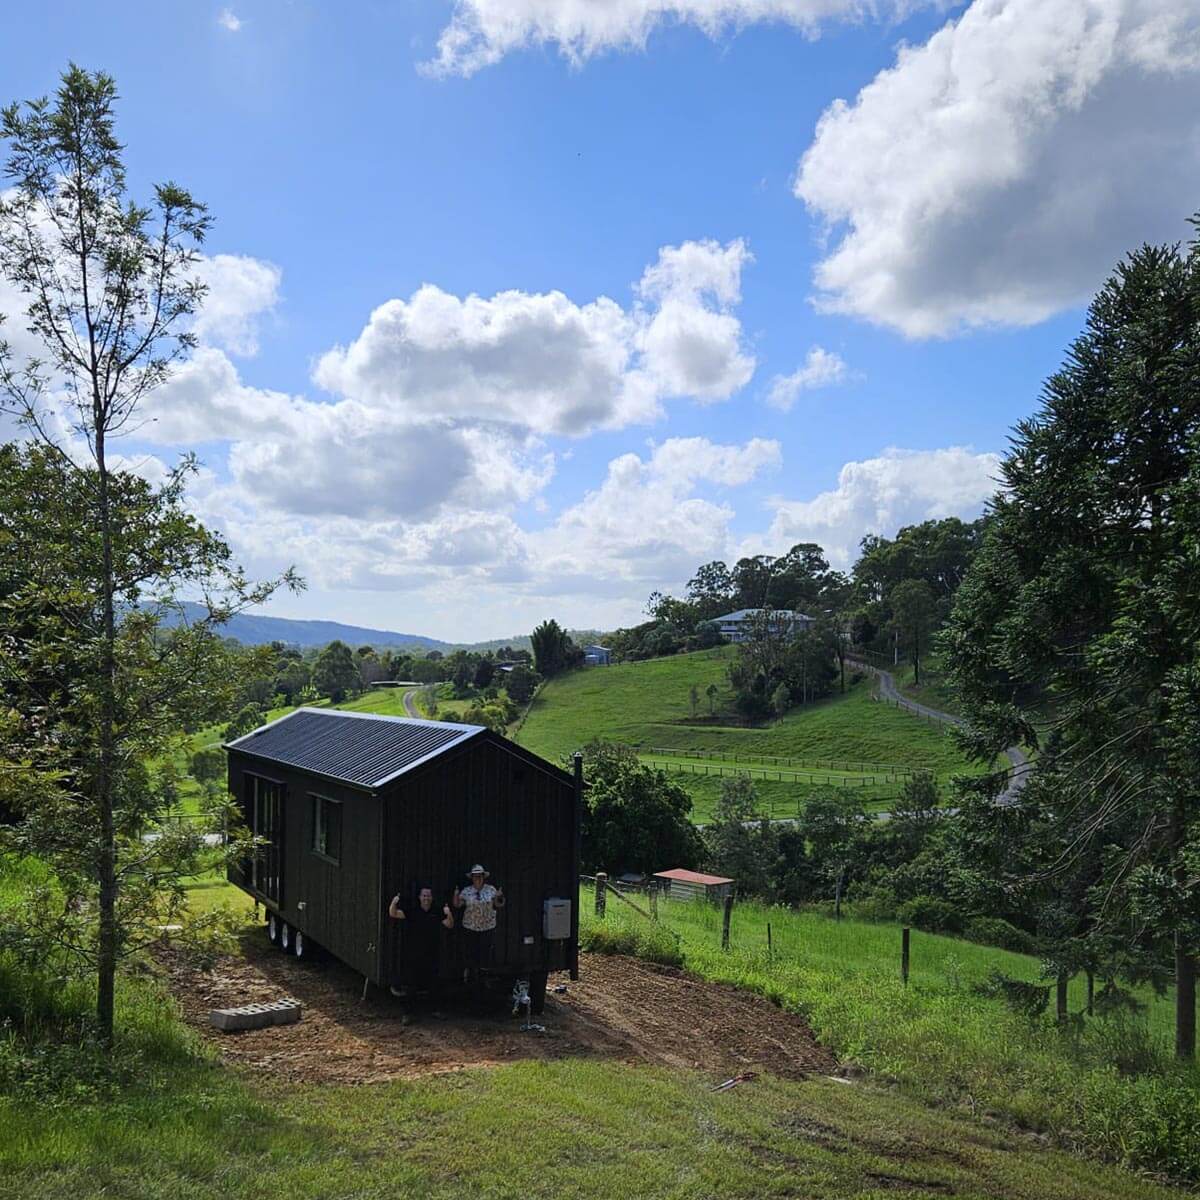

left=224, top=707, right=581, bottom=1013
left=583, top=644, right=612, bottom=666
left=652, top=867, right=735, bottom=903
left=711, top=608, right=815, bottom=644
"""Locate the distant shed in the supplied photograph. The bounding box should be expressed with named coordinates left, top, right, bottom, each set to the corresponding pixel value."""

left=653, top=868, right=735, bottom=903
left=224, top=708, right=581, bottom=1009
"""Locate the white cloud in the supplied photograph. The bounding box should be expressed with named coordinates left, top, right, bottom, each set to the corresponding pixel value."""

left=530, top=436, right=781, bottom=589
left=195, top=435, right=779, bottom=609
left=424, top=0, right=935, bottom=77
left=314, top=238, right=756, bottom=435
left=217, top=8, right=242, bottom=32
left=755, top=446, right=1000, bottom=565
left=314, top=285, right=645, bottom=434
left=766, top=346, right=848, bottom=410
left=192, top=254, right=281, bottom=356
left=139, top=347, right=303, bottom=443
left=795, top=0, right=1200, bottom=337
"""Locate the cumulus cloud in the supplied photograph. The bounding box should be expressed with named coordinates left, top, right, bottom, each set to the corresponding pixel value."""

left=795, top=0, right=1200, bottom=337
left=314, top=238, right=756, bottom=434
left=197, top=435, right=779, bottom=605
left=766, top=346, right=848, bottom=410
left=192, top=254, right=281, bottom=355
left=530, top=436, right=781, bottom=589
left=217, top=8, right=242, bottom=32
left=424, top=0, right=933, bottom=77
left=755, top=446, right=1000, bottom=565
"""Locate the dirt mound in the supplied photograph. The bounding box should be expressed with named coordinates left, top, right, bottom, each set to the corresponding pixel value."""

left=161, top=937, right=835, bottom=1086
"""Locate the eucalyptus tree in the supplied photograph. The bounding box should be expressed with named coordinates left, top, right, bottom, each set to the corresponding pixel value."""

left=0, top=67, right=297, bottom=1044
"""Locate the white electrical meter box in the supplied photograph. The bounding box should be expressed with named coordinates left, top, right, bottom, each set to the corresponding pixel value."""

left=543, top=897, right=571, bottom=940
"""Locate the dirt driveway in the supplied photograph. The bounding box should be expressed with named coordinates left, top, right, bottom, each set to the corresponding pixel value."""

left=162, top=937, right=835, bottom=1086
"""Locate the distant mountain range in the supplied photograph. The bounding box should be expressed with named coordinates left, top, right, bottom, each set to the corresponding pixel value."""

left=167, top=602, right=601, bottom=654
left=171, top=602, right=450, bottom=651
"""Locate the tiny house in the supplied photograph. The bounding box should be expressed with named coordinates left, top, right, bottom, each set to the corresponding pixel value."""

left=225, top=708, right=580, bottom=1010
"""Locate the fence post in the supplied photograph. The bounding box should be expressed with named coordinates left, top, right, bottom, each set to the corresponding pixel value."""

left=1056, top=973, right=1069, bottom=1023
left=595, top=872, right=607, bottom=919
left=721, top=893, right=734, bottom=950
left=648, top=885, right=659, bottom=921
left=1086, top=969, right=1095, bottom=1017
left=767, top=922, right=773, bottom=963
left=901, top=926, right=910, bottom=987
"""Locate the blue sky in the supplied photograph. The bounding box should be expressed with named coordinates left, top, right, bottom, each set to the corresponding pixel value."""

left=4, top=0, right=1199, bottom=640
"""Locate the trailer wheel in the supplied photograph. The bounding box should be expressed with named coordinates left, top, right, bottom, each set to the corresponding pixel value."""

left=294, top=929, right=319, bottom=961
left=528, top=971, right=548, bottom=1015
left=280, top=921, right=292, bottom=953
left=267, top=912, right=280, bottom=946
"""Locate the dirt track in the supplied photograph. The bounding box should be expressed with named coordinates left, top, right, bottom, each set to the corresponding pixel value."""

left=162, top=937, right=835, bottom=1086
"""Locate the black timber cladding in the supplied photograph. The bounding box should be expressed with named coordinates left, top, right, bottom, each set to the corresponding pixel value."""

left=225, top=708, right=482, bottom=790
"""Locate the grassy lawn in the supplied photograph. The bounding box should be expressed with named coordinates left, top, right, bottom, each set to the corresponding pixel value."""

left=582, top=888, right=1200, bottom=1181
left=0, top=859, right=1186, bottom=1197
left=1, top=1054, right=1178, bottom=1200
left=517, top=649, right=983, bottom=785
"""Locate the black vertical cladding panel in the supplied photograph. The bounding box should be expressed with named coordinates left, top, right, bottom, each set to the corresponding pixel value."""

left=381, top=736, right=576, bottom=985
left=226, top=751, right=381, bottom=982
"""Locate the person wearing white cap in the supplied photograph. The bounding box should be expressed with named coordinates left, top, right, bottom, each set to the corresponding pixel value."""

left=453, top=864, right=505, bottom=987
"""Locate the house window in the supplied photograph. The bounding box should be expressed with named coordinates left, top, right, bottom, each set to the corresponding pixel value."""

left=247, top=775, right=284, bottom=903
left=310, top=794, right=342, bottom=863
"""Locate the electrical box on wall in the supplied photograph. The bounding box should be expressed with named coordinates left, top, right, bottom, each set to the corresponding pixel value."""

left=543, top=897, right=571, bottom=939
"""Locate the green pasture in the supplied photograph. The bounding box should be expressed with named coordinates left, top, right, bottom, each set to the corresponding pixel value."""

left=516, top=648, right=984, bottom=783
left=582, top=887, right=1200, bottom=1181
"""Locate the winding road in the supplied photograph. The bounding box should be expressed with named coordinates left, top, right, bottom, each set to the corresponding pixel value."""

left=854, top=660, right=1030, bottom=805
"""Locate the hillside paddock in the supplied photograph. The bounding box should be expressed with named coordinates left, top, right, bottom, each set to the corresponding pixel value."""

left=0, top=849, right=1188, bottom=1200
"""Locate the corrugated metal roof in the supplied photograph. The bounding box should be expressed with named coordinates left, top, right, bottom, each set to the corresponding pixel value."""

left=224, top=708, right=483, bottom=790
left=653, top=868, right=735, bottom=886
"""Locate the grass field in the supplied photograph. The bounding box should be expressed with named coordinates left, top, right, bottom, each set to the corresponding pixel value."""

left=0, top=864, right=1185, bottom=1199
left=515, top=649, right=985, bottom=826
left=582, top=887, right=1200, bottom=1181
left=664, top=774, right=900, bottom=824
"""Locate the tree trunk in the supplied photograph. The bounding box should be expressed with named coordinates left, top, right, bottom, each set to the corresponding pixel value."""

left=1176, top=934, right=1195, bottom=1061
left=95, top=422, right=118, bottom=1047
left=1086, top=970, right=1094, bottom=1018
left=1056, top=972, right=1069, bottom=1023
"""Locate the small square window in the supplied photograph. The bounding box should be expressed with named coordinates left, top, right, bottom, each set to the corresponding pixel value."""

left=310, top=794, right=342, bottom=863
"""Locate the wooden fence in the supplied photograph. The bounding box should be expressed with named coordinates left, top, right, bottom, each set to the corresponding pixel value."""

left=645, top=746, right=915, bottom=775
left=581, top=874, right=915, bottom=981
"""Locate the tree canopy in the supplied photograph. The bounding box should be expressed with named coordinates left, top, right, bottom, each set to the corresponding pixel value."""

left=944, top=228, right=1200, bottom=1058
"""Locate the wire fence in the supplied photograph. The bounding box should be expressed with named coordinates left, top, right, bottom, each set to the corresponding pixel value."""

left=644, top=745, right=915, bottom=775
left=640, top=755, right=905, bottom=792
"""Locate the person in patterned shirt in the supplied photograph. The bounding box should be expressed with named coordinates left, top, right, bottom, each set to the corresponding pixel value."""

left=453, top=864, right=505, bottom=988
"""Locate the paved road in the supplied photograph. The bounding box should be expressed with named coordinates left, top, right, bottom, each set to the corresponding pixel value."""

left=402, top=687, right=421, bottom=718
left=855, top=659, right=1029, bottom=804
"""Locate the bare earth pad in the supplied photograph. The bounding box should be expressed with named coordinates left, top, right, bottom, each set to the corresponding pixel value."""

left=161, top=940, right=835, bottom=1085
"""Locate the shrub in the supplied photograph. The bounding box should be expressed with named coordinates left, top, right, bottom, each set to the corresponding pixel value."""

left=963, top=916, right=1038, bottom=955
left=897, top=894, right=964, bottom=934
